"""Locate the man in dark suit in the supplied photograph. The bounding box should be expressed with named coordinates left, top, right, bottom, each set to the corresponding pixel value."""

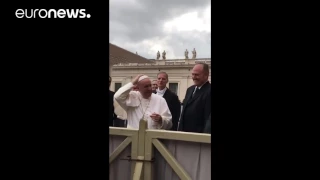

left=156, top=72, right=181, bottom=131
left=152, top=80, right=158, bottom=94
left=178, top=63, right=211, bottom=133
left=109, top=76, right=125, bottom=127
left=109, top=76, right=115, bottom=126
left=204, top=113, right=211, bottom=134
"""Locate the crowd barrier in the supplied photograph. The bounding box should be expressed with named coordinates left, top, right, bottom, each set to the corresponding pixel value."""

left=109, top=120, right=211, bottom=180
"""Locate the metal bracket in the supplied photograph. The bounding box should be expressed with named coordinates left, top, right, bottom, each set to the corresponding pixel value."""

left=120, top=156, right=155, bottom=162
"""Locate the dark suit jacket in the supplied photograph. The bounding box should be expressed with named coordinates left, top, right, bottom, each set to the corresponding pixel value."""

left=178, top=81, right=211, bottom=133
left=109, top=90, right=125, bottom=127
left=109, top=90, right=115, bottom=126
left=204, top=113, right=211, bottom=134
left=162, top=88, right=181, bottom=131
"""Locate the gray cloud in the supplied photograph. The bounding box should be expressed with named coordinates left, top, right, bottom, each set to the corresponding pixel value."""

left=110, top=0, right=211, bottom=59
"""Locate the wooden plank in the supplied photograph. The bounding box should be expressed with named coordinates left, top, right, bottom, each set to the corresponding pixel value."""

left=133, top=160, right=144, bottom=180
left=144, top=134, right=153, bottom=180
left=131, top=133, right=139, bottom=179
left=152, top=139, right=192, bottom=180
left=109, top=137, right=132, bottom=164
left=146, top=130, right=211, bottom=144
left=136, top=120, right=147, bottom=180
left=110, top=127, right=138, bottom=137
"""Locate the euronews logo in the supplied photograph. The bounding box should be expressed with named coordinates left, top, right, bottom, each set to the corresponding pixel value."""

left=15, top=9, right=91, bottom=18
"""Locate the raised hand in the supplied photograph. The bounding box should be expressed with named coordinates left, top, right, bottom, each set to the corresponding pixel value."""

left=132, top=74, right=144, bottom=85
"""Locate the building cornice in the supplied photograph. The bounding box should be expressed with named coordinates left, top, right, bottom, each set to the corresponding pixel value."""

left=112, top=58, right=211, bottom=69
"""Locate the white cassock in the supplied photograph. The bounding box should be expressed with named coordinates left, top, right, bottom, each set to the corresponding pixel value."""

left=114, top=82, right=172, bottom=130
left=114, top=100, right=127, bottom=120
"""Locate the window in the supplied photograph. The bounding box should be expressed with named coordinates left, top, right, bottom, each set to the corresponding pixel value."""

left=114, top=83, right=122, bottom=92
left=169, top=83, right=178, bottom=95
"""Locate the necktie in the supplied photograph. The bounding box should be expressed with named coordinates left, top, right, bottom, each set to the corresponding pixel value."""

left=192, top=87, right=198, bottom=98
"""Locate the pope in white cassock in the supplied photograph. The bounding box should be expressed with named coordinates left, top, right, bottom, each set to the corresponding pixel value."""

left=114, top=74, right=172, bottom=129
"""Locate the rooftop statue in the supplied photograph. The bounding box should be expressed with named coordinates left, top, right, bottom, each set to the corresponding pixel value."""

left=185, top=49, right=189, bottom=59
left=192, top=48, right=197, bottom=59
left=162, top=50, right=166, bottom=60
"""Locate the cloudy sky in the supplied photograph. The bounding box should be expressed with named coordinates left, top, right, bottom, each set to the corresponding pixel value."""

left=110, top=0, right=211, bottom=59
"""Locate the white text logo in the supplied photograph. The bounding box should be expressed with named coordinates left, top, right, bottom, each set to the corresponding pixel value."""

left=15, top=9, right=91, bottom=18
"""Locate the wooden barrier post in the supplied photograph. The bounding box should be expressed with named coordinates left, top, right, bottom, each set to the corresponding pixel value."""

left=144, top=131, right=153, bottom=180
left=132, top=120, right=147, bottom=180
left=130, top=133, right=139, bottom=179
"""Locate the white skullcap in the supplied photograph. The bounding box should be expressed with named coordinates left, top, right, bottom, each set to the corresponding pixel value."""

left=138, top=75, right=149, bottom=82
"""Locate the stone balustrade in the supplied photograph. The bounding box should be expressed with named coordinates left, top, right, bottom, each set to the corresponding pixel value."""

left=113, top=58, right=211, bottom=67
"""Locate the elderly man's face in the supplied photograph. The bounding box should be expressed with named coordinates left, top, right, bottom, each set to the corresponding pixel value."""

left=192, top=64, right=208, bottom=86
left=138, top=79, right=152, bottom=98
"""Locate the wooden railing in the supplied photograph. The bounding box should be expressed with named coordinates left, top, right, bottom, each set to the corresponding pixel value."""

left=109, top=120, right=211, bottom=180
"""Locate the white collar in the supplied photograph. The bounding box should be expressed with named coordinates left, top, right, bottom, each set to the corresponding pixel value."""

left=156, top=87, right=167, bottom=95
left=196, top=81, right=208, bottom=89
